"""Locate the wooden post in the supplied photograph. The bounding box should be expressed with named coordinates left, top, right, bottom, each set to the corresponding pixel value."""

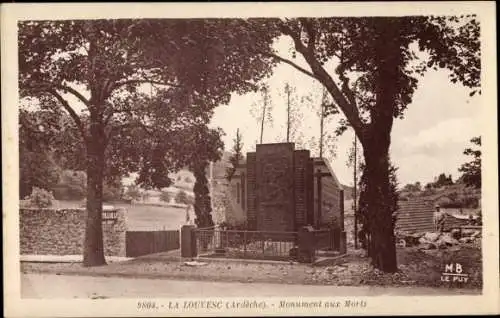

left=339, top=189, right=344, bottom=231
left=286, top=84, right=291, bottom=142
left=243, top=231, right=247, bottom=256
left=262, top=232, right=265, bottom=255
left=354, top=134, right=358, bottom=249
left=319, top=88, right=326, bottom=158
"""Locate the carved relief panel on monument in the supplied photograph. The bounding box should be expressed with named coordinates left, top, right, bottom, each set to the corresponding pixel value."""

left=256, top=144, right=295, bottom=232
left=260, top=156, right=291, bottom=203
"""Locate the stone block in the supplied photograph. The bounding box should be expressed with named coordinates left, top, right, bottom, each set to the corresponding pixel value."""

left=339, top=231, right=347, bottom=254
left=423, top=232, right=440, bottom=242
left=181, top=225, right=197, bottom=258
left=297, top=226, right=315, bottom=263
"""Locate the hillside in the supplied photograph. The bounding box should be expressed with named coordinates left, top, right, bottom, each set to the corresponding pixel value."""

left=398, top=183, right=480, bottom=208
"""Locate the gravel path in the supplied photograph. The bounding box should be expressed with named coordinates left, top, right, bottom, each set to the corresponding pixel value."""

left=22, top=273, right=480, bottom=299
left=21, top=245, right=482, bottom=290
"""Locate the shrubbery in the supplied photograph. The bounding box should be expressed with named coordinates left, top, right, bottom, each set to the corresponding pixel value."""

left=103, top=178, right=123, bottom=202
left=124, top=185, right=141, bottom=201
left=160, top=191, right=171, bottom=202
left=52, top=170, right=86, bottom=200
left=175, top=190, right=189, bottom=204
left=25, top=187, right=55, bottom=208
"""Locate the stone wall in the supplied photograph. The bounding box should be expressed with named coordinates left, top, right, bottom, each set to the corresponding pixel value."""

left=20, top=208, right=126, bottom=256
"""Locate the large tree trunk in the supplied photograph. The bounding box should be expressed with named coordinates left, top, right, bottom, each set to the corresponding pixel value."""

left=358, top=17, right=401, bottom=273
left=83, top=119, right=107, bottom=267
left=362, top=140, right=397, bottom=272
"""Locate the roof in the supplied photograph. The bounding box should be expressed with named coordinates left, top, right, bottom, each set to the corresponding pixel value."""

left=395, top=199, right=435, bottom=233
left=312, top=157, right=343, bottom=190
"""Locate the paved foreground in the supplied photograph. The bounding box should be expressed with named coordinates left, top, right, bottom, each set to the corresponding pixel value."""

left=22, top=274, right=479, bottom=298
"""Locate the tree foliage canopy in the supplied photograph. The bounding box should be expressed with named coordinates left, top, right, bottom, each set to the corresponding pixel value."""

left=225, top=128, right=244, bottom=181
left=459, top=136, right=481, bottom=189
left=19, top=17, right=481, bottom=270
left=244, top=16, right=480, bottom=272
left=249, top=16, right=480, bottom=140
left=18, top=19, right=275, bottom=188
left=18, top=18, right=278, bottom=266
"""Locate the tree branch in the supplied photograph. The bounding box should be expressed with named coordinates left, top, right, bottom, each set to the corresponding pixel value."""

left=46, top=88, right=88, bottom=143
left=55, top=83, right=91, bottom=107
left=299, top=18, right=316, bottom=53
left=279, top=21, right=366, bottom=140
left=110, top=79, right=182, bottom=92
left=263, top=52, right=318, bottom=81
left=106, top=120, right=155, bottom=141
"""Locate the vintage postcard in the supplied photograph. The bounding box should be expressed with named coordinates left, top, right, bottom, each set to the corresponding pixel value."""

left=2, top=1, right=498, bottom=317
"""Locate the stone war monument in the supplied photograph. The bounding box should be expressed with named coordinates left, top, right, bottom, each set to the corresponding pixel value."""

left=227, top=142, right=345, bottom=233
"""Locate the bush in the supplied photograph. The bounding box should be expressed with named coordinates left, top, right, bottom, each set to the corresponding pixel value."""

left=103, top=178, right=123, bottom=202
left=160, top=191, right=171, bottom=202
left=52, top=170, right=86, bottom=200
left=175, top=190, right=189, bottom=204
left=124, top=185, right=141, bottom=201
left=25, top=187, right=55, bottom=208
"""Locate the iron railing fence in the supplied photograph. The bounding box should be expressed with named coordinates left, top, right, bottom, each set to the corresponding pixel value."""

left=313, top=228, right=337, bottom=257
left=195, top=229, right=298, bottom=261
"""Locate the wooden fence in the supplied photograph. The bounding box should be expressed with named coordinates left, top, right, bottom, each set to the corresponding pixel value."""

left=125, top=230, right=180, bottom=257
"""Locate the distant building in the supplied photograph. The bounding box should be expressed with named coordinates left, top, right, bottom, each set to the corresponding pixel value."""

left=395, top=199, right=436, bottom=233
left=395, top=197, right=480, bottom=233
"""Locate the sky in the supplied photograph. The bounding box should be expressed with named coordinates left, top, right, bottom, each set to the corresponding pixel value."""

left=209, top=39, right=482, bottom=187
left=22, top=33, right=482, bottom=189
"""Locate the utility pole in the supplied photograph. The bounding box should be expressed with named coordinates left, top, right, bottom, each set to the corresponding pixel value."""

left=286, top=84, right=291, bottom=142
left=260, top=103, right=265, bottom=144
left=210, top=161, right=214, bottom=213
left=259, top=87, right=268, bottom=144
left=353, top=133, right=358, bottom=249
left=319, top=88, right=326, bottom=158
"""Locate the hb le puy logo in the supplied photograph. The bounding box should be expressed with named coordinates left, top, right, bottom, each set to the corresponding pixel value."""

left=440, top=263, right=469, bottom=283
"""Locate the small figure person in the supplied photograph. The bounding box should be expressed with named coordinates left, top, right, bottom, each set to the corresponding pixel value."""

left=434, top=205, right=446, bottom=232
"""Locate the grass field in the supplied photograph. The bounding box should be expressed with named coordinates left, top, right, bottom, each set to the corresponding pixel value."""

left=120, top=203, right=187, bottom=231
left=49, top=200, right=188, bottom=231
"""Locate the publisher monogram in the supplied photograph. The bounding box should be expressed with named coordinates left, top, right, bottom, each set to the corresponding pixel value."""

left=440, top=263, right=469, bottom=283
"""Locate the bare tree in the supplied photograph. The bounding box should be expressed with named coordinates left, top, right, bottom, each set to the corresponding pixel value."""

left=250, top=84, right=273, bottom=144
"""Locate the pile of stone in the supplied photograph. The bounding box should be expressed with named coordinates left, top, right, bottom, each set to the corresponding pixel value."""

left=395, top=228, right=481, bottom=250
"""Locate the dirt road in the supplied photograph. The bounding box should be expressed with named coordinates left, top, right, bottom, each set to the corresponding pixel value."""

left=22, top=273, right=479, bottom=299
